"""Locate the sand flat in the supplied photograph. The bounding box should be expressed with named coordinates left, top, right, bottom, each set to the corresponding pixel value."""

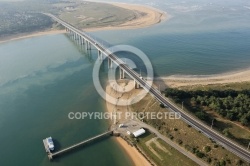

left=86, top=2, right=167, bottom=31
left=0, top=30, right=65, bottom=44
left=160, top=68, right=250, bottom=88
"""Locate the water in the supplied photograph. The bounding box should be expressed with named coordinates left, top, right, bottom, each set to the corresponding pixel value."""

left=0, top=35, right=133, bottom=166
left=1, top=0, right=250, bottom=165
left=93, top=0, right=250, bottom=76
left=94, top=28, right=250, bottom=76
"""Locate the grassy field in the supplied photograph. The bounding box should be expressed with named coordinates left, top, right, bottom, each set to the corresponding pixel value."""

left=180, top=82, right=250, bottom=91
left=131, top=94, right=249, bottom=165
left=136, top=133, right=198, bottom=166
left=58, top=1, right=145, bottom=29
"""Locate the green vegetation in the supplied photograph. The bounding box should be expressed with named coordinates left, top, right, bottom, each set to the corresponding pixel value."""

left=181, top=82, right=250, bottom=91
left=204, top=146, right=211, bottom=152
left=136, top=133, right=198, bottom=166
left=164, top=88, right=250, bottom=126
left=195, top=149, right=205, bottom=158
left=131, top=93, right=249, bottom=165
left=58, top=2, right=145, bottom=29
left=164, top=88, right=250, bottom=147
left=0, top=12, right=52, bottom=37
left=0, top=1, right=55, bottom=37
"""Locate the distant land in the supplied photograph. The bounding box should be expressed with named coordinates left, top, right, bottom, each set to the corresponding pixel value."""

left=0, top=0, right=166, bottom=42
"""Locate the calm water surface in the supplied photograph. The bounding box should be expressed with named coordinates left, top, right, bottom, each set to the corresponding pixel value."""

left=0, top=35, right=133, bottom=166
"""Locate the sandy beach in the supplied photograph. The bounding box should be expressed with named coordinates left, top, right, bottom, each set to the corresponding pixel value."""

left=0, top=29, right=65, bottom=44
left=159, top=68, right=250, bottom=88
left=105, top=80, right=151, bottom=166
left=115, top=137, right=151, bottom=166
left=86, top=2, right=167, bottom=32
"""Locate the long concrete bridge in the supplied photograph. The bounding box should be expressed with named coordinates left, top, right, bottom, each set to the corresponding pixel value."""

left=45, top=13, right=250, bottom=163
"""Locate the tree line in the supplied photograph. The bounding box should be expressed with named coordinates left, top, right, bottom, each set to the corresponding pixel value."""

left=164, top=88, right=250, bottom=126
left=0, top=12, right=53, bottom=37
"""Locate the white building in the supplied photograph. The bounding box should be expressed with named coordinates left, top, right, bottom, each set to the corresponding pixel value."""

left=132, top=128, right=146, bottom=138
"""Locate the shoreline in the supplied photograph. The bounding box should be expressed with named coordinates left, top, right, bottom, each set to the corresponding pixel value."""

left=105, top=80, right=151, bottom=166
left=85, top=2, right=167, bottom=32
left=0, top=2, right=166, bottom=44
left=84, top=0, right=167, bottom=32
left=115, top=137, right=151, bottom=166
left=0, top=29, right=65, bottom=44
left=159, top=68, right=250, bottom=88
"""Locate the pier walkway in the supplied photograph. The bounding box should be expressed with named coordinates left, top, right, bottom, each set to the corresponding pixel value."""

left=44, top=130, right=113, bottom=160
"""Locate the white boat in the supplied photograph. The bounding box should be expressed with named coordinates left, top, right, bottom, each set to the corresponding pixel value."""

left=46, top=137, right=55, bottom=151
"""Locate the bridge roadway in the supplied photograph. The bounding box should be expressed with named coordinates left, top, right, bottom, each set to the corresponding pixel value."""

left=45, top=13, right=250, bottom=163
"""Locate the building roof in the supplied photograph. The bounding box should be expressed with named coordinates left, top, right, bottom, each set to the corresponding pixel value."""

left=133, top=128, right=146, bottom=137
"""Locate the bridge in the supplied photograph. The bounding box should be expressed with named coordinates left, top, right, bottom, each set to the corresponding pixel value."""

left=45, top=13, right=250, bottom=163
left=44, top=131, right=113, bottom=160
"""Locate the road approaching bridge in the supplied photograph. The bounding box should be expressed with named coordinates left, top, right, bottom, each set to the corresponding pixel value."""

left=44, top=13, right=250, bottom=163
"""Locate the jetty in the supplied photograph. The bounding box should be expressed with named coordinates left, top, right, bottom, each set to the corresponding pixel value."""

left=43, top=130, right=113, bottom=160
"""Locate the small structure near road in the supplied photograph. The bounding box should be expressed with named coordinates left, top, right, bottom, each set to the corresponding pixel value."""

left=113, top=121, right=146, bottom=138
left=133, top=128, right=146, bottom=138
left=119, top=124, right=125, bottom=128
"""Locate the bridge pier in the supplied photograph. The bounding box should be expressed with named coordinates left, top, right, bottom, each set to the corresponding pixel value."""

left=85, top=41, right=91, bottom=50
left=74, top=33, right=76, bottom=40
left=78, top=35, right=81, bottom=43
left=108, top=58, right=113, bottom=68
left=75, top=34, right=78, bottom=43
left=98, top=50, right=103, bottom=61
left=76, top=34, right=78, bottom=41
left=119, top=68, right=125, bottom=79
left=75, top=33, right=78, bottom=41
left=76, top=34, right=79, bottom=42
left=68, top=30, right=73, bottom=37
left=85, top=41, right=88, bottom=49
left=65, top=28, right=87, bottom=47
left=134, top=80, right=140, bottom=89
left=78, top=36, right=81, bottom=45
left=81, top=37, right=85, bottom=45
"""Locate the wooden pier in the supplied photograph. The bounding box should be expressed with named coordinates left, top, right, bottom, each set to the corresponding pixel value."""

left=43, top=130, right=113, bottom=160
